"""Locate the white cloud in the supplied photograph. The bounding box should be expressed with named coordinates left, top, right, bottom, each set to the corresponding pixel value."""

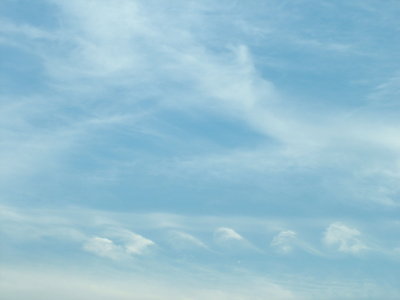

left=82, top=230, right=155, bottom=259
left=213, top=226, right=262, bottom=253
left=0, top=266, right=298, bottom=300
left=215, top=227, right=244, bottom=241
left=323, top=222, right=367, bottom=254
left=48, top=0, right=287, bottom=140
left=123, top=232, right=155, bottom=255
left=50, top=0, right=147, bottom=77
left=270, top=230, right=324, bottom=257
left=368, top=73, right=400, bottom=106
left=3, top=0, right=399, bottom=211
left=0, top=19, right=55, bottom=40
left=83, top=236, right=121, bottom=259
left=3, top=1, right=400, bottom=297
left=2, top=0, right=400, bottom=212
left=270, top=230, right=297, bottom=254
left=167, top=230, right=208, bottom=250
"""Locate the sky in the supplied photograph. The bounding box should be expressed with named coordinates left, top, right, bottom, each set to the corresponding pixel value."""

left=1, top=0, right=400, bottom=299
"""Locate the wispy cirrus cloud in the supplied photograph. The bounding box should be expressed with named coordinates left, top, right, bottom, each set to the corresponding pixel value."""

left=3, top=0, right=400, bottom=298
left=2, top=0, right=400, bottom=211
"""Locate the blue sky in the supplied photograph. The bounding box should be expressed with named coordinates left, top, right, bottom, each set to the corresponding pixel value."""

left=1, top=0, right=400, bottom=299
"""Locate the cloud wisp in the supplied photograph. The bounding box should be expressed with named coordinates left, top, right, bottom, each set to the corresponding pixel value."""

left=3, top=0, right=400, bottom=299
left=1, top=204, right=400, bottom=298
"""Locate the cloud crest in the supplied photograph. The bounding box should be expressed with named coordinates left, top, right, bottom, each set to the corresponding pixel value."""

left=323, top=223, right=367, bottom=254
left=271, top=230, right=297, bottom=254
left=83, top=229, right=155, bottom=259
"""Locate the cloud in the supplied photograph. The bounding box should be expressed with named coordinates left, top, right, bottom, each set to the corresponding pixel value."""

left=0, top=19, right=55, bottom=40
left=3, top=204, right=400, bottom=299
left=123, top=232, right=155, bottom=255
left=368, top=73, right=400, bottom=107
left=3, top=1, right=400, bottom=298
left=3, top=0, right=400, bottom=211
left=0, top=205, right=86, bottom=243
left=215, top=227, right=244, bottom=241
left=83, top=236, right=121, bottom=259
left=213, top=226, right=262, bottom=253
left=4, top=262, right=400, bottom=300
left=0, top=265, right=298, bottom=300
left=270, top=230, right=324, bottom=256
left=270, top=230, right=297, bottom=254
left=51, top=0, right=139, bottom=71
left=166, top=230, right=208, bottom=250
left=323, top=222, right=367, bottom=254
left=47, top=0, right=286, bottom=141
left=82, top=231, right=155, bottom=259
